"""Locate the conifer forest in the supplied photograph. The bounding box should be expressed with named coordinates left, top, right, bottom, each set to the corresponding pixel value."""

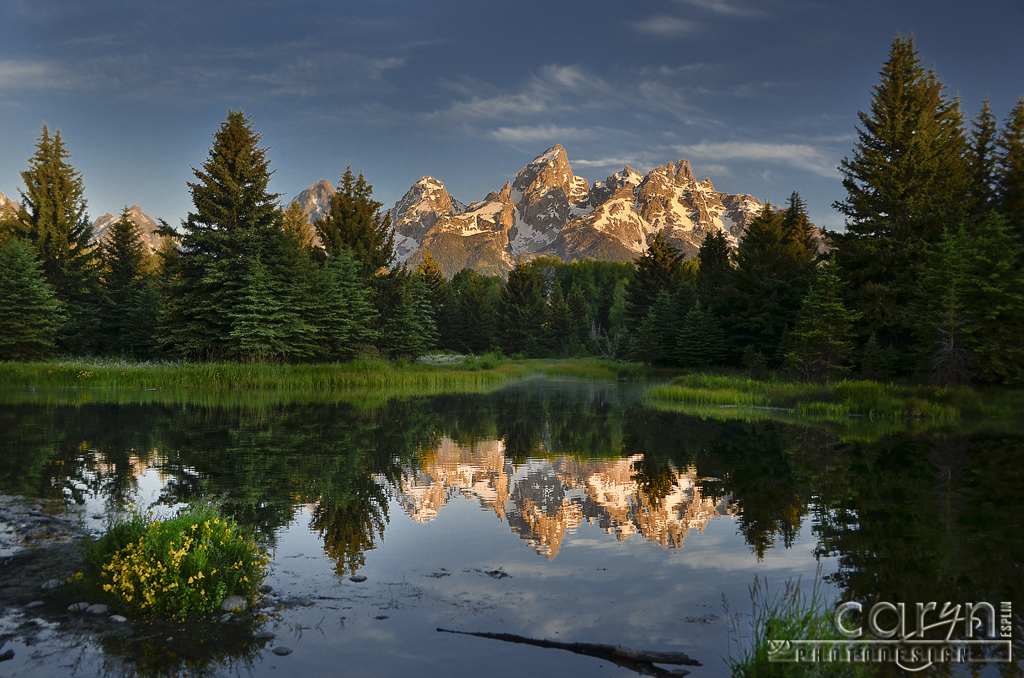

left=2, top=35, right=1023, bottom=388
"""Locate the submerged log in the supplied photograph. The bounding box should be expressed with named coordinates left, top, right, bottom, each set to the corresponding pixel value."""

left=436, top=628, right=701, bottom=677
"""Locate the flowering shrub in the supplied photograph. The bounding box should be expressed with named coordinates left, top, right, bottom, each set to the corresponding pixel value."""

left=88, top=504, right=269, bottom=618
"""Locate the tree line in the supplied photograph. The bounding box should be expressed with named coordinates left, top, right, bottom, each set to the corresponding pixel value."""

left=1, top=35, right=1022, bottom=385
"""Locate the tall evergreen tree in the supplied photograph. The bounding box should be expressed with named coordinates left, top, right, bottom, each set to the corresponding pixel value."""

left=414, top=251, right=449, bottom=331
left=996, top=97, right=1024, bottom=240
left=0, top=238, right=66, bottom=360
left=375, top=266, right=435, bottom=361
left=161, top=110, right=313, bottom=361
left=828, top=34, right=972, bottom=375
left=545, top=281, right=573, bottom=357
left=307, top=250, right=378, bottom=361
left=101, top=208, right=155, bottom=355
left=16, top=124, right=103, bottom=353
left=694, top=229, right=732, bottom=312
left=725, top=197, right=817, bottom=363
left=785, top=258, right=862, bottom=384
left=623, top=231, right=682, bottom=331
left=314, top=167, right=394, bottom=277
left=282, top=199, right=317, bottom=251
left=968, top=98, right=1000, bottom=216
left=444, top=269, right=499, bottom=355
left=499, top=258, right=546, bottom=357
left=919, top=214, right=1024, bottom=386
left=676, top=300, right=726, bottom=368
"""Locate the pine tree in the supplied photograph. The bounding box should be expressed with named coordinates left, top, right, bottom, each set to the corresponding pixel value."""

left=694, top=229, right=732, bottom=312
left=996, top=97, right=1024, bottom=240
left=314, top=167, right=394, bottom=277
left=953, top=213, right=1024, bottom=384
left=567, top=287, right=591, bottom=355
left=676, top=300, right=726, bottom=368
left=623, top=231, right=682, bottom=331
left=450, top=269, right=499, bottom=355
left=308, top=250, right=378, bottom=361
left=414, top=251, right=449, bottom=334
left=829, top=34, right=972, bottom=374
left=282, top=199, right=317, bottom=251
left=161, top=110, right=315, bottom=361
left=725, top=197, right=817, bottom=363
left=228, top=254, right=294, bottom=362
left=0, top=238, right=66, bottom=360
left=545, top=281, right=573, bottom=357
left=101, top=208, right=154, bottom=355
left=375, top=266, right=434, bottom=361
left=499, top=258, right=546, bottom=357
left=916, top=228, right=975, bottom=386
left=16, top=124, right=103, bottom=353
left=785, top=258, right=862, bottom=384
left=968, top=98, right=1000, bottom=216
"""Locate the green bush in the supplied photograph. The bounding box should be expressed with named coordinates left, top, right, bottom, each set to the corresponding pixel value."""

left=85, top=503, right=269, bottom=618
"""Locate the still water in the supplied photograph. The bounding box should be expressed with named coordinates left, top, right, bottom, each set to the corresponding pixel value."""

left=0, top=378, right=1020, bottom=677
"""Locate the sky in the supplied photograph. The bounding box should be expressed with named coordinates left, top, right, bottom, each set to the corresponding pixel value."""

left=1, top=0, right=1022, bottom=232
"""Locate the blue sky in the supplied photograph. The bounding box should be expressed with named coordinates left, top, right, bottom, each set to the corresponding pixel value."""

left=2, top=0, right=1022, bottom=231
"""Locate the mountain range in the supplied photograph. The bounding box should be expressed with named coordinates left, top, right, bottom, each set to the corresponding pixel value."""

left=289, top=145, right=773, bottom=277
left=3, top=146, right=795, bottom=276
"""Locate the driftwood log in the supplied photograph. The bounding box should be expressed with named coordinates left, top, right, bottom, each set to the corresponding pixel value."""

left=436, top=628, right=701, bottom=677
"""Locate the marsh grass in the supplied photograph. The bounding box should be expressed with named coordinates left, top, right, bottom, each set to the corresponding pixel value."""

left=82, top=503, right=269, bottom=618
left=649, top=373, right=1015, bottom=422
left=726, top=574, right=873, bottom=678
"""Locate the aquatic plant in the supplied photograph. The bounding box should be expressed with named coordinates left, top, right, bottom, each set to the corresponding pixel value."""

left=725, top=574, right=872, bottom=678
left=84, top=503, right=269, bottom=618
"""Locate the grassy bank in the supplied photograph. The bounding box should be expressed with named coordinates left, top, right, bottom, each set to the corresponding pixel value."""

left=0, top=357, right=656, bottom=407
left=647, top=372, right=1024, bottom=421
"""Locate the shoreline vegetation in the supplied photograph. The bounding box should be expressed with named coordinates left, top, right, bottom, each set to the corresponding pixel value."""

left=1, top=357, right=1021, bottom=424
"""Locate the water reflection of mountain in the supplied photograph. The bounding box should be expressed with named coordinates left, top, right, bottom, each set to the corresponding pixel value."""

left=388, top=437, right=736, bottom=558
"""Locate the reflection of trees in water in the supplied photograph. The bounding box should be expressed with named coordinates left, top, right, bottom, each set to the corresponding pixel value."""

left=311, top=475, right=390, bottom=576
left=0, top=402, right=163, bottom=506
left=5, top=385, right=1023, bottom=651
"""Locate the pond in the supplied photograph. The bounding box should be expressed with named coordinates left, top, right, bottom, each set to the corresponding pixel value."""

left=0, top=377, right=1020, bottom=677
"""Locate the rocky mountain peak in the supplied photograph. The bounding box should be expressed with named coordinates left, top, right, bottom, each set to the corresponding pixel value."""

left=512, top=145, right=574, bottom=198
left=290, top=179, right=336, bottom=224
left=0, top=189, right=16, bottom=217
left=92, top=205, right=163, bottom=254
left=590, top=167, right=644, bottom=206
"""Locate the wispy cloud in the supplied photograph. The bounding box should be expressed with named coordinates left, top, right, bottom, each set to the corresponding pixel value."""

left=629, top=16, right=697, bottom=37
left=571, top=156, right=641, bottom=169
left=488, top=125, right=591, bottom=145
left=0, top=59, right=84, bottom=91
left=427, top=64, right=613, bottom=123
left=672, top=0, right=761, bottom=17
left=673, top=141, right=839, bottom=177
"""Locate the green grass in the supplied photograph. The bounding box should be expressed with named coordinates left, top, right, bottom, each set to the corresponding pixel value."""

left=726, top=574, right=873, bottom=678
left=0, top=356, right=672, bottom=408
left=648, top=372, right=1019, bottom=422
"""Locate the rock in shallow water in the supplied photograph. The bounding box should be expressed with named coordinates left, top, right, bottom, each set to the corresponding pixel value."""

left=221, top=595, right=247, bottom=612
left=25, top=601, right=44, bottom=609
left=86, top=604, right=108, bottom=615
left=254, top=631, right=275, bottom=641
left=0, top=649, right=14, bottom=662
left=271, top=646, right=292, bottom=656
left=41, top=579, right=63, bottom=590
left=68, top=602, right=90, bottom=612
left=110, top=615, right=127, bottom=623
left=349, top=575, right=367, bottom=583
